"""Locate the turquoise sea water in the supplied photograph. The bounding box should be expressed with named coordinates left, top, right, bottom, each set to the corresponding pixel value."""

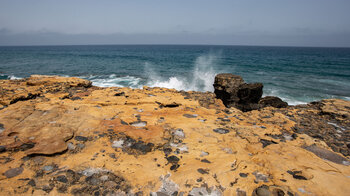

left=0, top=45, right=349, bottom=105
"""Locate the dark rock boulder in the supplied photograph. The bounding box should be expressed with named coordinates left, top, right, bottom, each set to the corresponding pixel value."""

left=237, top=83, right=263, bottom=104
left=213, top=73, right=263, bottom=111
left=213, top=73, right=244, bottom=106
left=259, top=96, right=288, bottom=108
left=213, top=73, right=288, bottom=111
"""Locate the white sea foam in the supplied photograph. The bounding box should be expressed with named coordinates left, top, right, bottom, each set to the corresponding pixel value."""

left=90, top=75, right=143, bottom=88
left=146, top=53, right=219, bottom=92
left=263, top=89, right=307, bottom=106
left=8, top=75, right=22, bottom=80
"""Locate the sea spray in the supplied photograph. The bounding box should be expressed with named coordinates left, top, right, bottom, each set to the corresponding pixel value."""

left=147, top=53, right=221, bottom=92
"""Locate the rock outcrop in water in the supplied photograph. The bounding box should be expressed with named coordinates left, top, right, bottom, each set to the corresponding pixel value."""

left=0, top=75, right=349, bottom=196
left=213, top=73, right=288, bottom=112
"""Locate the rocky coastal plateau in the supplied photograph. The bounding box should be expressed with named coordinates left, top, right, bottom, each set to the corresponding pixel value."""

left=0, top=74, right=349, bottom=196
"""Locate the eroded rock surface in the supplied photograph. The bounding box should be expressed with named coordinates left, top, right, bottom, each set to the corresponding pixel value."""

left=213, top=73, right=288, bottom=111
left=0, top=75, right=349, bottom=196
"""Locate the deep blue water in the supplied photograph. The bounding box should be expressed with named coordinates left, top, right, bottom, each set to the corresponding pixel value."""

left=0, top=45, right=350, bottom=105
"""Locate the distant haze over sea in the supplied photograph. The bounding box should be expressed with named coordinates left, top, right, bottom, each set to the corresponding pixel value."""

left=0, top=45, right=349, bottom=105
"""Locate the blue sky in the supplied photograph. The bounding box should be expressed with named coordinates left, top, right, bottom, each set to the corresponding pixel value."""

left=0, top=0, right=349, bottom=47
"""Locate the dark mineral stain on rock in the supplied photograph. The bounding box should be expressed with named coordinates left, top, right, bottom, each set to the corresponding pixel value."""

left=114, top=92, right=125, bottom=96
left=200, top=159, right=211, bottom=163
left=170, top=164, right=180, bottom=171
left=56, top=175, right=68, bottom=183
left=0, top=145, right=6, bottom=153
left=260, top=139, right=278, bottom=148
left=304, top=145, right=350, bottom=165
left=19, top=142, right=36, bottom=151
left=27, top=179, right=36, bottom=187
left=130, top=141, right=154, bottom=154
left=213, top=128, right=230, bottom=134
left=197, top=168, right=209, bottom=174
left=75, top=136, right=88, bottom=142
left=4, top=167, right=24, bottom=178
left=287, top=170, right=307, bottom=180
left=0, top=123, right=4, bottom=133
left=167, top=155, right=180, bottom=164
left=239, top=173, right=248, bottom=178
left=120, top=120, right=129, bottom=125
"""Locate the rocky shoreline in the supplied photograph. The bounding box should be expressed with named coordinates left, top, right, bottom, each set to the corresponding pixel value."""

left=0, top=74, right=349, bottom=195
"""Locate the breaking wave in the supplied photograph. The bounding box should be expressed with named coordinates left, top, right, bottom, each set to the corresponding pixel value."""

left=146, top=53, right=220, bottom=92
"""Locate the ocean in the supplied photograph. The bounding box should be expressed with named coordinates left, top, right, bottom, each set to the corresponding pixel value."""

left=0, top=45, right=349, bottom=105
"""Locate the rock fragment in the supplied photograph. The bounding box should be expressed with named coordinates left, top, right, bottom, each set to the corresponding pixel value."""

left=4, top=167, right=24, bottom=178
left=213, top=128, right=230, bottom=134
left=130, top=121, right=147, bottom=127
left=75, top=136, right=88, bottom=142
left=183, top=114, right=198, bottom=118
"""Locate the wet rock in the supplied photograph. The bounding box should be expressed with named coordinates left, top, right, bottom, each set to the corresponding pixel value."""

left=183, top=114, right=198, bottom=118
left=259, top=96, right=288, bottom=108
left=75, top=136, right=88, bottom=142
left=304, top=145, right=350, bottom=165
left=130, top=121, right=147, bottom=127
left=4, top=167, right=24, bottom=178
left=213, top=128, right=230, bottom=134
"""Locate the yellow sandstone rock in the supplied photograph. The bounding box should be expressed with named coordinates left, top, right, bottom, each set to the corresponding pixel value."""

left=0, top=75, right=349, bottom=195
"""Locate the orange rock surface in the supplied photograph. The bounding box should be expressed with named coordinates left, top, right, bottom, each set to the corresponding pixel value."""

left=0, top=75, right=349, bottom=196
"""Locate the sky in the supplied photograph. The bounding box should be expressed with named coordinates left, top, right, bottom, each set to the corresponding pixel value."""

left=0, top=0, right=350, bottom=47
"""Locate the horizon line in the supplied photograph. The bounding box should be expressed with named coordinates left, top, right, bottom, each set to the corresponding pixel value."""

left=0, top=43, right=349, bottom=49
